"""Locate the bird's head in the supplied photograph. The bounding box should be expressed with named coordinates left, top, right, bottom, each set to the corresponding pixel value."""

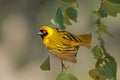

left=37, top=26, right=56, bottom=39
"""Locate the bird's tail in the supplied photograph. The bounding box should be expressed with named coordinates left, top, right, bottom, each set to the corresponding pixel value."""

left=76, top=34, right=92, bottom=48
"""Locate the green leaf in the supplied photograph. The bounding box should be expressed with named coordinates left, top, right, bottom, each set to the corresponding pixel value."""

left=98, top=37, right=105, bottom=49
left=56, top=72, right=78, bottom=80
left=93, top=10, right=103, bottom=18
left=60, top=0, right=76, bottom=3
left=92, top=45, right=103, bottom=59
left=95, top=55, right=117, bottom=80
left=89, top=69, right=106, bottom=80
left=108, top=0, right=120, bottom=3
left=51, top=7, right=66, bottom=30
left=72, top=2, right=79, bottom=9
left=68, top=2, right=79, bottom=9
left=96, top=23, right=114, bottom=38
left=65, top=7, right=77, bottom=22
left=100, top=0, right=120, bottom=17
left=40, top=56, right=50, bottom=70
left=98, top=37, right=110, bottom=56
left=51, top=19, right=57, bottom=25
left=64, top=15, right=72, bottom=25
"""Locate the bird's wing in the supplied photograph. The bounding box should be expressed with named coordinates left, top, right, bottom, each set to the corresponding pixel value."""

left=59, top=31, right=81, bottom=47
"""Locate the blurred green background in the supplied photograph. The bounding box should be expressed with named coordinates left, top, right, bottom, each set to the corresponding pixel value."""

left=0, top=0, right=120, bottom=80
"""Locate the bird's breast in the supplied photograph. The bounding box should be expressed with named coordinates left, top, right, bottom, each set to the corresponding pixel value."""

left=43, top=38, right=49, bottom=46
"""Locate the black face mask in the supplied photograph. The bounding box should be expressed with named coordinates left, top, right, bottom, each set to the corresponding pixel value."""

left=37, top=30, right=48, bottom=39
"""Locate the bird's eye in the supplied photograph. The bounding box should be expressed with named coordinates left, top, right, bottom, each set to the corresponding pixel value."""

left=40, top=30, right=47, bottom=33
left=43, top=30, right=47, bottom=33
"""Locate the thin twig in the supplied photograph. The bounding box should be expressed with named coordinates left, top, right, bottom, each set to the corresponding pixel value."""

left=61, top=60, right=67, bottom=72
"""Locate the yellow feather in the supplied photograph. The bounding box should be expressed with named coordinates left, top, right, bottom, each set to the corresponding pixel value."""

left=39, top=26, right=92, bottom=63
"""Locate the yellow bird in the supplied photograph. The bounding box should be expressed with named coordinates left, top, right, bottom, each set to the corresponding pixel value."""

left=38, top=26, right=92, bottom=63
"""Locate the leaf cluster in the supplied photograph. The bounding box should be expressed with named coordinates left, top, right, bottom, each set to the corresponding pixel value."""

left=94, top=0, right=120, bottom=17
left=90, top=37, right=117, bottom=80
left=89, top=0, right=119, bottom=80
left=51, top=0, right=78, bottom=30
